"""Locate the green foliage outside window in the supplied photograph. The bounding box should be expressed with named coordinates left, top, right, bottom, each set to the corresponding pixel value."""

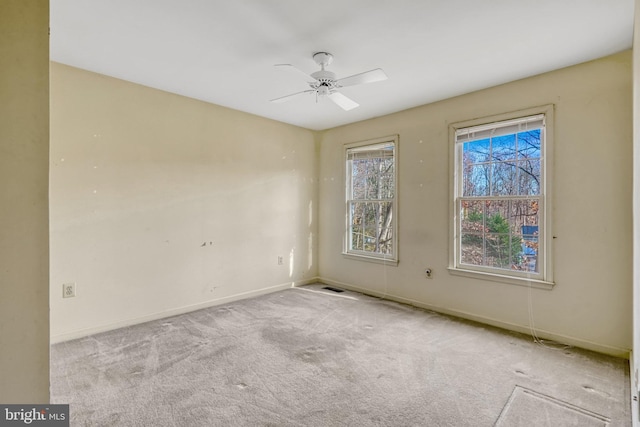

left=462, top=211, right=523, bottom=269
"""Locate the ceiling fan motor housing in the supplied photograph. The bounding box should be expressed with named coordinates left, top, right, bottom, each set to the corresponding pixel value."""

left=310, top=70, right=338, bottom=90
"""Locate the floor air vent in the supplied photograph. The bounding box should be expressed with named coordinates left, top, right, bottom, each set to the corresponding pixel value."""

left=322, top=286, right=345, bottom=293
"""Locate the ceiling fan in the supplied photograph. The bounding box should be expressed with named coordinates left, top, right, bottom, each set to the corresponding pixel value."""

left=270, top=52, right=387, bottom=111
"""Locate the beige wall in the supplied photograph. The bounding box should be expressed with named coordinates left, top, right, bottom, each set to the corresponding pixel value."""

left=0, top=1, right=50, bottom=402
left=50, top=63, right=318, bottom=341
left=318, top=51, right=633, bottom=356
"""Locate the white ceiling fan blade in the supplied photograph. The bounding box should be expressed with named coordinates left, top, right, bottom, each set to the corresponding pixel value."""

left=274, top=64, right=315, bottom=82
left=337, top=68, right=387, bottom=88
left=270, top=90, right=315, bottom=104
left=328, top=91, right=359, bottom=111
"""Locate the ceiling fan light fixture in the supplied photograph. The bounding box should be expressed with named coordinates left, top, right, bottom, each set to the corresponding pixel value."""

left=317, top=86, right=330, bottom=97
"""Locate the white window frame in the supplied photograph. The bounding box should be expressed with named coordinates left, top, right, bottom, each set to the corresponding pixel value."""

left=343, top=135, right=398, bottom=266
left=448, top=106, right=554, bottom=289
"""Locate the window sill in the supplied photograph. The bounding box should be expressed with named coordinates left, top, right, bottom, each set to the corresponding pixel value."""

left=447, top=267, right=554, bottom=290
left=342, top=252, right=399, bottom=266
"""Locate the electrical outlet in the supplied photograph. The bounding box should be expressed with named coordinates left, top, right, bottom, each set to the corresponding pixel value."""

left=277, top=256, right=284, bottom=265
left=63, top=283, right=76, bottom=298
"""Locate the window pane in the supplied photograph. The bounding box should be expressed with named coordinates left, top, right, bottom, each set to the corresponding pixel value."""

left=512, top=233, right=538, bottom=273
left=517, top=159, right=540, bottom=196
left=350, top=201, right=365, bottom=224
left=492, top=134, right=517, bottom=161
left=510, top=199, right=539, bottom=230
left=380, top=172, right=394, bottom=199
left=510, top=200, right=539, bottom=273
left=463, top=164, right=490, bottom=196
left=484, top=200, right=509, bottom=228
left=349, top=202, right=365, bottom=251
left=491, top=162, right=517, bottom=196
left=485, top=201, right=515, bottom=269
left=351, top=169, right=366, bottom=199
left=351, top=157, right=395, bottom=200
left=351, top=225, right=363, bottom=251
left=517, top=130, right=541, bottom=159
left=379, top=158, right=395, bottom=198
left=485, top=233, right=512, bottom=269
left=357, top=159, right=375, bottom=199
left=463, top=138, right=491, bottom=163
left=460, top=232, right=484, bottom=266
left=361, top=202, right=375, bottom=229
left=460, top=200, right=485, bottom=233
left=461, top=232, right=519, bottom=271
left=354, top=159, right=373, bottom=199
left=378, top=227, right=393, bottom=255
left=363, top=226, right=377, bottom=252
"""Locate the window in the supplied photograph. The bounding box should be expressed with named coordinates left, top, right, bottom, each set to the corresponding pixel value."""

left=344, top=136, right=398, bottom=264
left=450, top=107, right=553, bottom=287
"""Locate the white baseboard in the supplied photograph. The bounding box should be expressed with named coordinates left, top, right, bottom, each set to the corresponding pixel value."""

left=316, top=276, right=631, bottom=358
left=51, top=279, right=317, bottom=344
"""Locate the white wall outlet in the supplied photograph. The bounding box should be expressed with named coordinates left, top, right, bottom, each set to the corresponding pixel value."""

left=63, top=283, right=76, bottom=298
left=277, top=256, right=284, bottom=265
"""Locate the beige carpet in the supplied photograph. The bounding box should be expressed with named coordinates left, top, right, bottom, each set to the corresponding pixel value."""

left=50, top=284, right=630, bottom=426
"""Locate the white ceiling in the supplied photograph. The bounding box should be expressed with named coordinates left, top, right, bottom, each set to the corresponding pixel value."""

left=50, top=0, right=634, bottom=131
